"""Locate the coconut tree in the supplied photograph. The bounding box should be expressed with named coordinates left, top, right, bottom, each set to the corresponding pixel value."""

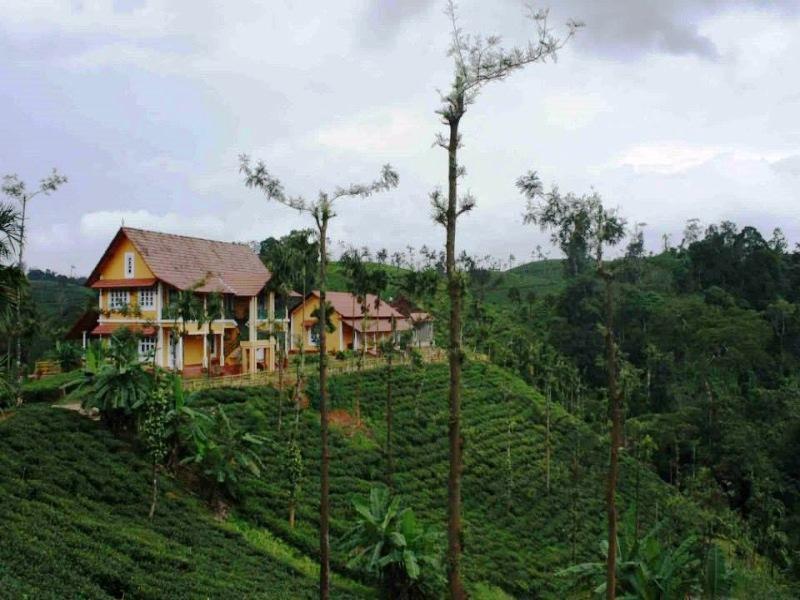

left=240, top=157, right=398, bottom=598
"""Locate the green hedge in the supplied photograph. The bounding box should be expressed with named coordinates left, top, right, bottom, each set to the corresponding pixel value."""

left=21, top=370, right=83, bottom=403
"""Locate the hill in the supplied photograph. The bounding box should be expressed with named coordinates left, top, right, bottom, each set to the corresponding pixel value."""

left=477, top=259, right=565, bottom=306
left=0, top=404, right=369, bottom=599
left=2, top=361, right=788, bottom=598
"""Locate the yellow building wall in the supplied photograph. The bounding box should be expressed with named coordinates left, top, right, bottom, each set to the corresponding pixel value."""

left=290, top=295, right=344, bottom=353
left=98, top=237, right=158, bottom=318
left=99, top=237, right=154, bottom=280
left=183, top=335, right=204, bottom=365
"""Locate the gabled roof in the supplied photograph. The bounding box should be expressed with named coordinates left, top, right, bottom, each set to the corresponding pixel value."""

left=87, top=227, right=271, bottom=297
left=298, top=290, right=405, bottom=319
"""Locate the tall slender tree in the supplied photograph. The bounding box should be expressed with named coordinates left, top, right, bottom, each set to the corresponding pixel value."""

left=520, top=177, right=625, bottom=599
left=432, top=4, right=580, bottom=596
left=2, top=169, right=67, bottom=400
left=240, top=157, right=398, bottom=599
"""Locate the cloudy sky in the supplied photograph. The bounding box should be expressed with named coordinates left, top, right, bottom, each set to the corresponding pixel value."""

left=2, top=0, right=799, bottom=275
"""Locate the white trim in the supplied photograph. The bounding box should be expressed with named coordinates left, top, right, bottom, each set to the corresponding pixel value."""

left=156, top=282, right=163, bottom=320
left=109, top=289, right=130, bottom=310
left=138, top=288, right=155, bottom=310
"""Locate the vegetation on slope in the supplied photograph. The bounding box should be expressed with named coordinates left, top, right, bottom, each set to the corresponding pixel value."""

left=0, top=404, right=369, bottom=599
left=202, top=362, right=785, bottom=598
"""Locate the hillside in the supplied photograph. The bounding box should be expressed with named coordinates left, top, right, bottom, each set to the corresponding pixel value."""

left=2, top=361, right=788, bottom=598
left=478, top=259, right=565, bottom=306
left=0, top=404, right=369, bottom=599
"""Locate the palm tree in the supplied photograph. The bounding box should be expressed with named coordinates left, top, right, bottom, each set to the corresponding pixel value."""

left=0, top=203, right=21, bottom=378
left=263, top=242, right=299, bottom=430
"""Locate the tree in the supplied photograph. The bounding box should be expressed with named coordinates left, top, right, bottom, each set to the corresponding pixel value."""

left=2, top=170, right=67, bottom=399
left=181, top=405, right=264, bottom=511
left=240, top=156, right=398, bottom=599
left=340, top=247, right=376, bottom=425
left=342, top=485, right=442, bottom=599
left=432, top=5, right=580, bottom=593
left=0, top=203, right=22, bottom=323
left=262, top=238, right=304, bottom=430
left=164, top=283, right=207, bottom=372
left=558, top=514, right=703, bottom=599
left=286, top=438, right=304, bottom=528
left=521, top=180, right=625, bottom=599
left=140, top=374, right=171, bottom=519
left=204, top=293, right=223, bottom=379
left=260, top=229, right=319, bottom=293
left=82, top=328, right=153, bottom=433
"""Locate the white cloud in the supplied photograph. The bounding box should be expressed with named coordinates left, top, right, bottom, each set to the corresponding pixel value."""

left=80, top=210, right=227, bottom=240
left=315, top=107, right=430, bottom=156
left=542, top=93, right=609, bottom=130
left=612, top=142, right=792, bottom=175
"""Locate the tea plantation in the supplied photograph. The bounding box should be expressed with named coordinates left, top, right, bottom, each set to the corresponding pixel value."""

left=0, top=405, right=369, bottom=599
left=1, top=362, right=785, bottom=598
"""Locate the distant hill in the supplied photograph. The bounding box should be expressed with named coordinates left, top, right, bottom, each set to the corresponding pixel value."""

left=476, top=259, right=565, bottom=306
left=26, top=278, right=96, bottom=363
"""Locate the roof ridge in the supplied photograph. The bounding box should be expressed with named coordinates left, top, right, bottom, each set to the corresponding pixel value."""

left=122, top=226, right=253, bottom=248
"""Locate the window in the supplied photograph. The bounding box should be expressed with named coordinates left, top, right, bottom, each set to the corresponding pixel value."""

left=124, top=252, right=135, bottom=278
left=138, top=288, right=155, bottom=310
left=138, top=336, right=156, bottom=359
left=109, top=290, right=129, bottom=311
left=308, top=323, right=321, bottom=346
left=223, top=294, right=234, bottom=317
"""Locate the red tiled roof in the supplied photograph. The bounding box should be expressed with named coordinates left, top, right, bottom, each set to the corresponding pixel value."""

left=87, top=228, right=271, bottom=297
left=91, top=322, right=156, bottom=336
left=304, top=291, right=404, bottom=319
left=90, top=278, right=157, bottom=289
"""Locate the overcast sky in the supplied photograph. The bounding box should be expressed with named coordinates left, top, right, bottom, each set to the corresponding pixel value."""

left=2, top=0, right=799, bottom=275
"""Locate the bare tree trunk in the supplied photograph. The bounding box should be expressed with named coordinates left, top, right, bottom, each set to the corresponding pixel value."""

left=602, top=270, right=621, bottom=600
left=385, top=318, right=395, bottom=488
left=318, top=223, right=331, bottom=600
left=148, top=463, right=159, bottom=520
left=446, top=112, right=466, bottom=600
left=15, top=198, right=27, bottom=405
left=545, top=384, right=551, bottom=494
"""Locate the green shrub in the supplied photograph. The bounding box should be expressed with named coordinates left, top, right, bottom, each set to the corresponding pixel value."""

left=21, top=370, right=82, bottom=403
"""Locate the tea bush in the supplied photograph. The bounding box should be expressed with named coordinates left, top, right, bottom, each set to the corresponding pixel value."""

left=0, top=404, right=369, bottom=599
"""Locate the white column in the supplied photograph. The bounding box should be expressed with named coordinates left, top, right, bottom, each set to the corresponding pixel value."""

left=219, top=333, right=224, bottom=367
left=82, top=330, right=87, bottom=349
left=202, top=331, right=208, bottom=368
left=156, top=282, right=163, bottom=321
left=156, top=326, right=163, bottom=367
left=249, top=296, right=257, bottom=374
